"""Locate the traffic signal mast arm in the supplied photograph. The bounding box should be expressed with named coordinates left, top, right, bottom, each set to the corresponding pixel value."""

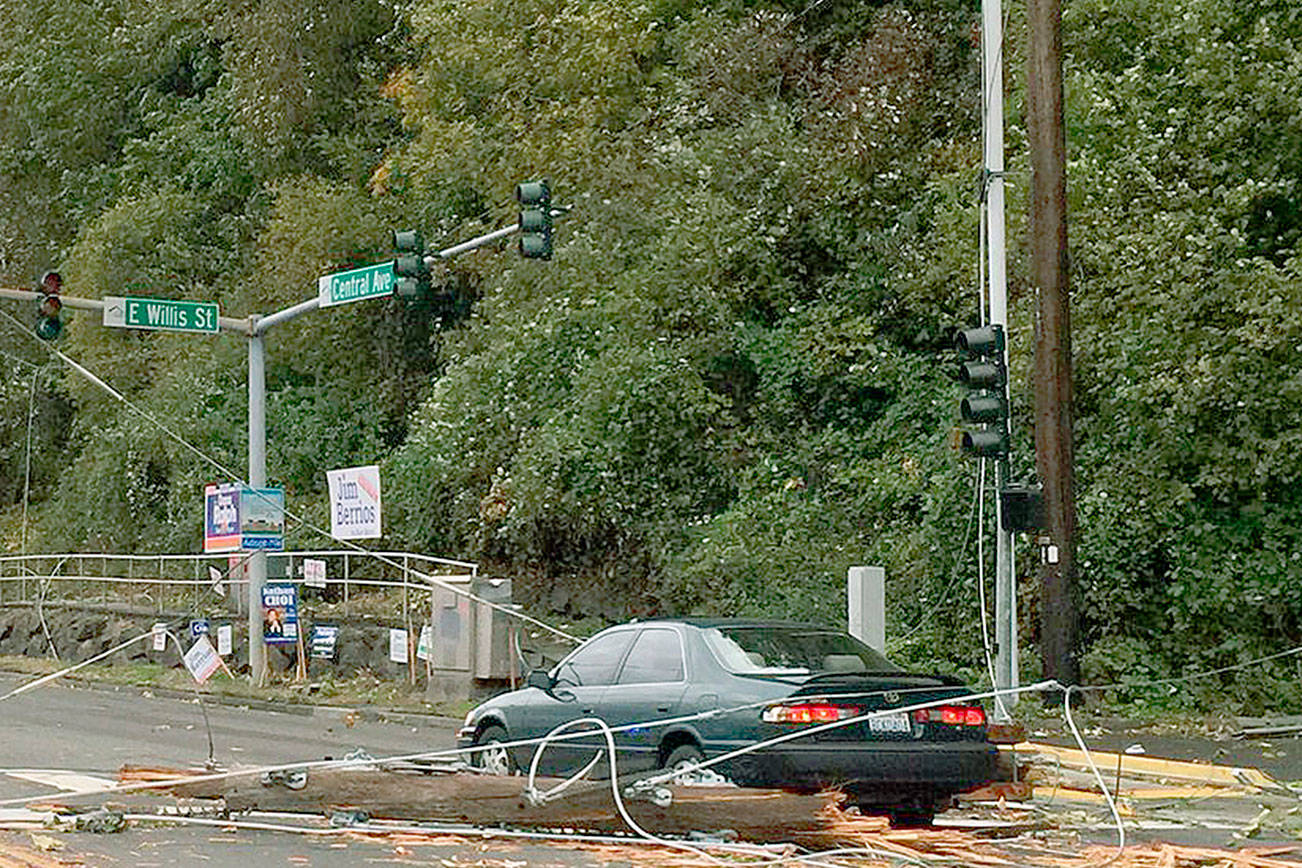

left=411, top=204, right=569, bottom=270
left=1, top=286, right=251, bottom=336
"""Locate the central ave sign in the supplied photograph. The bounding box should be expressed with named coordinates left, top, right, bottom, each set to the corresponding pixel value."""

left=103, top=296, right=220, bottom=334
left=317, top=261, right=395, bottom=308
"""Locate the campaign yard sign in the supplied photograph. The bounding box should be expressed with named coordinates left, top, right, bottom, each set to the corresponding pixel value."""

left=240, top=487, right=285, bottom=550
left=302, top=558, right=327, bottom=589
left=261, top=583, right=299, bottom=645
left=310, top=624, right=339, bottom=660
left=204, top=483, right=242, bottom=553
left=184, top=635, right=222, bottom=684
left=326, top=465, right=382, bottom=539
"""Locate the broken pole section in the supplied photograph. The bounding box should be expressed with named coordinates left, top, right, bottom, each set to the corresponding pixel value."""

left=163, top=767, right=839, bottom=839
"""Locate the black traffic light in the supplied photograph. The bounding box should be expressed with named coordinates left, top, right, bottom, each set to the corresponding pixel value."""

left=34, top=270, right=62, bottom=341
left=392, top=230, right=431, bottom=300
left=956, top=323, right=1008, bottom=458
left=516, top=179, right=552, bottom=259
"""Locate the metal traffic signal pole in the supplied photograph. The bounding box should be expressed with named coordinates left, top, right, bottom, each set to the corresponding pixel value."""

left=244, top=218, right=546, bottom=684
left=981, top=0, right=1017, bottom=720
left=4, top=211, right=549, bottom=686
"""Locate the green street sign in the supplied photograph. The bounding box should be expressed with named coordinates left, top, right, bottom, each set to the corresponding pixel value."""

left=317, top=261, right=395, bottom=308
left=102, top=296, right=220, bottom=334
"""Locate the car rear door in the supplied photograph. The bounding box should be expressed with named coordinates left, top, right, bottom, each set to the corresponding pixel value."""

left=600, top=626, right=689, bottom=774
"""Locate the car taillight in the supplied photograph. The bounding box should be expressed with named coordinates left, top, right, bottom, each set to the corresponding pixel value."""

left=912, top=705, right=986, bottom=727
left=762, top=703, right=861, bottom=724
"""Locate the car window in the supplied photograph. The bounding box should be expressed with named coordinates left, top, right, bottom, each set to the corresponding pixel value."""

left=616, top=628, right=684, bottom=684
left=702, top=625, right=903, bottom=675
left=555, top=630, right=636, bottom=686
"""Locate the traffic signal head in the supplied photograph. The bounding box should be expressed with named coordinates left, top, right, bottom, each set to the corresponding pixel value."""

left=955, top=322, right=1008, bottom=459
left=516, top=179, right=552, bottom=260
left=392, top=231, right=431, bottom=300
left=34, top=270, right=62, bottom=341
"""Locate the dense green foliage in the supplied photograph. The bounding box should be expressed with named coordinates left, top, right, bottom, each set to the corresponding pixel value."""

left=2, top=0, right=1301, bottom=710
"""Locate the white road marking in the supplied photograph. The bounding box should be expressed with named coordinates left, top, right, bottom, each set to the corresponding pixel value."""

left=2, top=769, right=116, bottom=792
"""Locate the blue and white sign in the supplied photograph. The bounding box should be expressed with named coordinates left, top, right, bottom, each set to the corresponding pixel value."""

left=310, top=624, right=339, bottom=660
left=240, top=487, right=285, bottom=551
left=189, top=619, right=210, bottom=639
left=261, top=583, right=298, bottom=645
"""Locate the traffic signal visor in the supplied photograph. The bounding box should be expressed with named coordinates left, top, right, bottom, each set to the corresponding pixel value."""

left=955, top=323, right=1004, bottom=356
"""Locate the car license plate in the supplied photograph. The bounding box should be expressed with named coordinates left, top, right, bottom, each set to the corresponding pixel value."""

left=868, top=712, right=911, bottom=734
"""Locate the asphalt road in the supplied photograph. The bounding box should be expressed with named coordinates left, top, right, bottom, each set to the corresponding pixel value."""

left=3, top=674, right=1302, bottom=865
left=0, top=674, right=603, bottom=866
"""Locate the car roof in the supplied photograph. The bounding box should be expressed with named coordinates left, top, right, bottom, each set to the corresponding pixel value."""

left=634, top=617, right=846, bottom=631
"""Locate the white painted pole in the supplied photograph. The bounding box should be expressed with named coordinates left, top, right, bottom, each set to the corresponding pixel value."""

left=982, top=0, right=1017, bottom=719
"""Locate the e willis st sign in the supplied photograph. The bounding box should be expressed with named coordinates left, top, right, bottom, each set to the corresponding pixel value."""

left=103, top=296, right=220, bottom=334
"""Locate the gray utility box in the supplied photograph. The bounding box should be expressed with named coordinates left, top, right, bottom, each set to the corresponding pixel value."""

left=427, top=577, right=516, bottom=701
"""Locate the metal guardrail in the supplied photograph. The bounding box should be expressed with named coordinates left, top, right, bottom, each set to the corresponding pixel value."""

left=0, top=550, right=478, bottom=622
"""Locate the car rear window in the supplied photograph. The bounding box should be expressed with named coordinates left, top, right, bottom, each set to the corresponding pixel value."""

left=702, top=625, right=902, bottom=676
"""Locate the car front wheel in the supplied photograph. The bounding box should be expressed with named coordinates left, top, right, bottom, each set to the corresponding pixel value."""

left=471, top=725, right=516, bottom=776
left=663, top=743, right=706, bottom=784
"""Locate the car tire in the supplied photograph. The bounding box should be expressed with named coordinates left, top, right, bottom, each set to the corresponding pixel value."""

left=471, top=725, right=517, bottom=776
left=663, top=743, right=706, bottom=783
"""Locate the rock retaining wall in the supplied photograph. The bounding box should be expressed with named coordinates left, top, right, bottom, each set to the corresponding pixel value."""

left=0, top=602, right=417, bottom=678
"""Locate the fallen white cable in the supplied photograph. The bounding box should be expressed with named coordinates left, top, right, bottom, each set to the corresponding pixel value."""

left=0, top=306, right=581, bottom=646
left=0, top=677, right=1136, bottom=867
left=0, top=627, right=157, bottom=702
left=1061, top=684, right=1126, bottom=865
left=122, top=811, right=852, bottom=865
left=0, top=680, right=1026, bottom=820
left=629, top=679, right=1060, bottom=793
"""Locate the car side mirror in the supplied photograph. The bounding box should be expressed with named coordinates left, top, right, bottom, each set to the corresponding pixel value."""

left=525, top=669, right=555, bottom=691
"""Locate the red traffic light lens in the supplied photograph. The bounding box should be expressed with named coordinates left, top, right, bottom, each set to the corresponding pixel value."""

left=40, top=271, right=62, bottom=294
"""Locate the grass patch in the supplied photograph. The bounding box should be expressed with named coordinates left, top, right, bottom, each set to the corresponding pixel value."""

left=0, top=654, right=476, bottom=719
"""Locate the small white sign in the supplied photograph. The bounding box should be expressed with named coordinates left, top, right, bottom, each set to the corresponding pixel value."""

left=326, top=465, right=382, bottom=540
left=183, top=635, right=222, bottom=684
left=208, top=565, right=224, bottom=595
left=416, top=625, right=433, bottom=661
left=217, top=624, right=232, bottom=656
left=389, top=628, right=409, bottom=664
left=303, top=558, right=327, bottom=589
left=152, top=622, right=167, bottom=652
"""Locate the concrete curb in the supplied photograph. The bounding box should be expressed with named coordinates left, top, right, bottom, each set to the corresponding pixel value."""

left=0, top=667, right=462, bottom=728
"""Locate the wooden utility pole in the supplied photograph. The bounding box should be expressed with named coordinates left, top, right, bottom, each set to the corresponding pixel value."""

left=1027, top=0, right=1080, bottom=687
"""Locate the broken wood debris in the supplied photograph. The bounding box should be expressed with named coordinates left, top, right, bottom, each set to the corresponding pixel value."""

left=1012, top=742, right=1287, bottom=792
left=111, top=758, right=1302, bottom=867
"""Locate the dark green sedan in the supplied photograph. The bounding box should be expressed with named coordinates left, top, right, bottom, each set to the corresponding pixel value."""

left=457, top=618, right=997, bottom=822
